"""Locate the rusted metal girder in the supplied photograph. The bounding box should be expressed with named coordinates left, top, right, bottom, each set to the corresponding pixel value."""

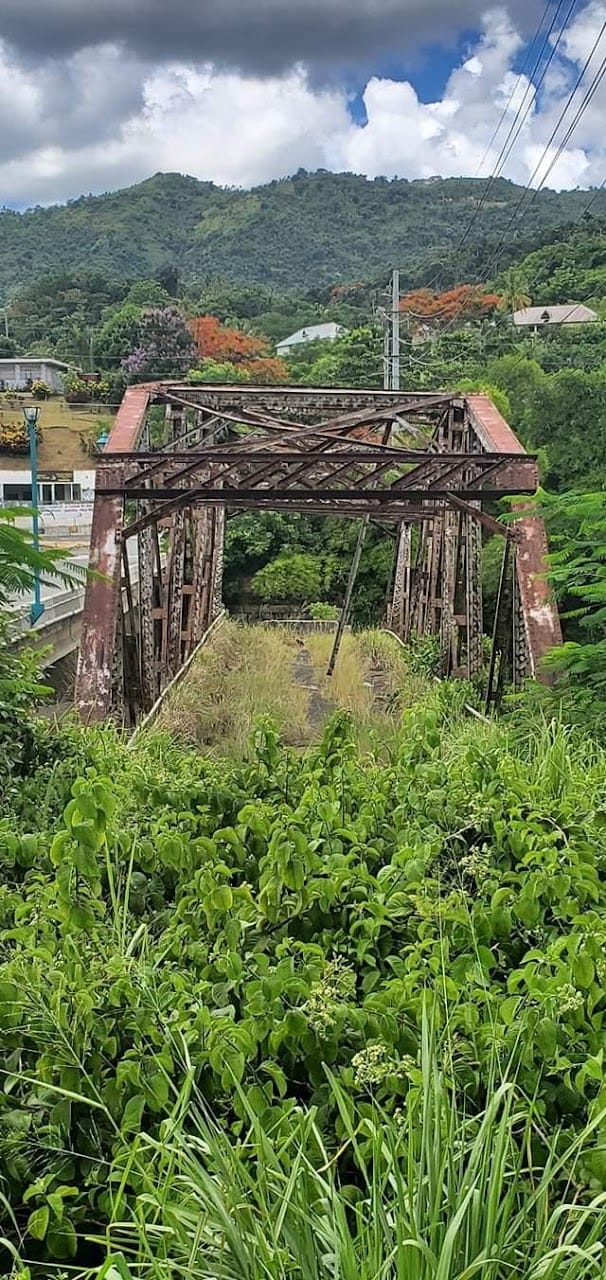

left=74, top=382, right=560, bottom=722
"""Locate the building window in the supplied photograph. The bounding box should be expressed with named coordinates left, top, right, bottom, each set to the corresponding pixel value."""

left=36, top=480, right=83, bottom=504
left=3, top=483, right=33, bottom=503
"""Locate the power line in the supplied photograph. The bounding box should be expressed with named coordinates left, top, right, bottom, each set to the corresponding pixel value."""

left=474, top=0, right=559, bottom=178
left=424, top=0, right=578, bottom=292
left=426, top=15, right=606, bottom=345
left=409, top=186, right=606, bottom=385
left=456, top=0, right=577, bottom=254
left=498, top=17, right=606, bottom=239
left=523, top=49, right=606, bottom=213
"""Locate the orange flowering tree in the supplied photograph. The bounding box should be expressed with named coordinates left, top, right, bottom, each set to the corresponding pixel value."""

left=399, top=285, right=501, bottom=329
left=189, top=315, right=288, bottom=383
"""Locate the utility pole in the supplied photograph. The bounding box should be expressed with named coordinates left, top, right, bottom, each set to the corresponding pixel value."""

left=23, top=405, right=44, bottom=626
left=391, top=268, right=400, bottom=391
left=383, top=316, right=391, bottom=390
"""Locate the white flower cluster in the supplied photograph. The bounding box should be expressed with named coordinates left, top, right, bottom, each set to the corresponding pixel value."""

left=352, top=1042, right=391, bottom=1087
left=303, top=957, right=355, bottom=1035
left=351, top=1044, right=416, bottom=1089
left=460, top=850, right=491, bottom=881
left=557, top=984, right=584, bottom=1015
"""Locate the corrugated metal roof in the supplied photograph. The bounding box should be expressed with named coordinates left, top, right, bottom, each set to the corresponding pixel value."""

left=512, top=304, right=598, bottom=326
left=277, top=322, right=346, bottom=349
left=0, top=357, right=78, bottom=368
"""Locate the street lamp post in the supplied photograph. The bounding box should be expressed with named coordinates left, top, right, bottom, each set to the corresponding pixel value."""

left=23, top=405, right=44, bottom=626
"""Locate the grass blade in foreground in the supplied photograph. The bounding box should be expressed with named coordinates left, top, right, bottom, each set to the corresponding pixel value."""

left=90, top=1034, right=606, bottom=1280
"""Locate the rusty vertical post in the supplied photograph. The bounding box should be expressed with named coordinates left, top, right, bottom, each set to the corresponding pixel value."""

left=484, top=535, right=513, bottom=713
left=465, top=513, right=484, bottom=677
left=165, top=508, right=186, bottom=677
left=120, top=542, right=140, bottom=724
left=136, top=521, right=156, bottom=710
left=136, top=411, right=158, bottom=711
left=426, top=518, right=443, bottom=637
left=390, top=522, right=411, bottom=638
left=188, top=505, right=210, bottom=647
left=162, top=407, right=188, bottom=681
left=75, top=466, right=124, bottom=722
left=512, top=555, right=530, bottom=688
left=440, top=510, right=458, bottom=675
left=211, top=504, right=225, bottom=620
left=75, top=384, right=151, bottom=721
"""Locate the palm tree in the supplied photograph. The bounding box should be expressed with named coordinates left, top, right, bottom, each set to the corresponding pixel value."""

left=0, top=510, right=87, bottom=607
left=497, top=267, right=531, bottom=314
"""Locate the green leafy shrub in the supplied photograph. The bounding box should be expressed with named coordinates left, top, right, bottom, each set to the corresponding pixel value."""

left=406, top=632, right=441, bottom=677
left=64, top=372, right=112, bottom=403
left=307, top=602, right=339, bottom=620
left=4, top=688, right=606, bottom=1262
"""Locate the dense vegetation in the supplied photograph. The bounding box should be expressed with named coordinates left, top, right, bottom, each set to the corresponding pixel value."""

left=5, top=634, right=606, bottom=1276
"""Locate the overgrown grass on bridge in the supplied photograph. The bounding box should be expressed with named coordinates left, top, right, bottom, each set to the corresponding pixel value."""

left=154, top=621, right=428, bottom=757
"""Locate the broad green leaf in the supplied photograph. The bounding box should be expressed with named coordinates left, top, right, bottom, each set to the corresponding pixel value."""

left=536, top=1018, right=557, bottom=1059
left=47, top=1218, right=77, bottom=1260
left=211, top=885, right=233, bottom=911
left=574, top=953, right=595, bottom=989
left=121, top=1094, right=145, bottom=1134
left=27, top=1206, right=49, bottom=1240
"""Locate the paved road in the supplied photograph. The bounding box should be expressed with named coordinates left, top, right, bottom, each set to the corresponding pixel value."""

left=8, top=543, right=140, bottom=620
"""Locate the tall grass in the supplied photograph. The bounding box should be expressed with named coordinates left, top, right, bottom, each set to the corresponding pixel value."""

left=306, top=632, right=375, bottom=719
left=88, top=1022, right=606, bottom=1280
left=154, top=621, right=309, bottom=757
left=305, top=629, right=431, bottom=751
left=153, top=624, right=427, bottom=758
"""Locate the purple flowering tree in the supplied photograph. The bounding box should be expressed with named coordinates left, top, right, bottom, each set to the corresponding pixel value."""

left=121, top=306, right=197, bottom=382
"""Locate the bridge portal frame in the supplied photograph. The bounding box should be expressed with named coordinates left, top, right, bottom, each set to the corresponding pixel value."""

left=75, top=381, right=561, bottom=722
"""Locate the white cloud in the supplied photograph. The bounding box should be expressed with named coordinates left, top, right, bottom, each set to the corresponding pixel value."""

left=0, top=4, right=605, bottom=206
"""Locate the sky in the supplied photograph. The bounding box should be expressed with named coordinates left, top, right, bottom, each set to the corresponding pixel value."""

left=0, top=0, right=605, bottom=207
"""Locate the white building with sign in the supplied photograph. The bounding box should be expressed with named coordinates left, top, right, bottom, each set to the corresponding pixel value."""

left=0, top=467, right=97, bottom=537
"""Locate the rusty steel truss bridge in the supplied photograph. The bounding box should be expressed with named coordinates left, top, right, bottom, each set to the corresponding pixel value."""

left=74, top=382, right=562, bottom=723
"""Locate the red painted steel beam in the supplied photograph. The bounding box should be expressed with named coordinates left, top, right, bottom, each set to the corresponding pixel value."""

left=465, top=394, right=562, bottom=676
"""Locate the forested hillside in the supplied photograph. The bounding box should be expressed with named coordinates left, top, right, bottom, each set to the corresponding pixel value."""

left=2, top=169, right=606, bottom=295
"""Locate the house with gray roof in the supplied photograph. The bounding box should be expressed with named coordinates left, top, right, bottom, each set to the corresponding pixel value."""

left=512, top=304, right=598, bottom=331
left=276, top=322, right=347, bottom=357
left=0, top=357, right=79, bottom=392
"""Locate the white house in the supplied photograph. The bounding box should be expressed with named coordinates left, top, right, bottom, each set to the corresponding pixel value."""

left=276, top=322, right=347, bottom=358
left=512, top=304, right=598, bottom=332
left=0, top=357, right=79, bottom=393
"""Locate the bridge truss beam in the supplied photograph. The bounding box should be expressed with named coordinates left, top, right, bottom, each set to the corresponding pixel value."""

left=75, top=382, right=561, bottom=722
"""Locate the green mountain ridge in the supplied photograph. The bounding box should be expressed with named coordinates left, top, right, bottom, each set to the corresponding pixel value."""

left=2, top=169, right=606, bottom=297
